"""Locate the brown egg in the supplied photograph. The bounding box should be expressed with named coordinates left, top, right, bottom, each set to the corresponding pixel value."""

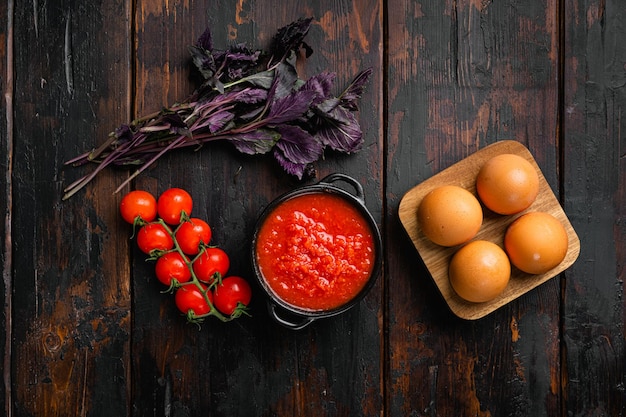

left=504, top=212, right=569, bottom=274
left=449, top=240, right=511, bottom=303
left=476, top=153, right=539, bottom=215
left=417, top=185, right=483, bottom=247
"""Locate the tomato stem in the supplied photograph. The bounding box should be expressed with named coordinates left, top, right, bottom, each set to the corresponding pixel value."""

left=153, top=218, right=234, bottom=323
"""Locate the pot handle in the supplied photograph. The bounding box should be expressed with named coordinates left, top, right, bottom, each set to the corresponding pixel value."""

left=318, top=173, right=365, bottom=204
left=267, top=302, right=315, bottom=330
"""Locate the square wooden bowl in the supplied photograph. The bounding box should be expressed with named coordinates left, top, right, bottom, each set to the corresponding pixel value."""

left=398, top=140, right=580, bottom=320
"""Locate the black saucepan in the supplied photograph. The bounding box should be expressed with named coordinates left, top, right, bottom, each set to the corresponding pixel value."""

left=251, top=173, right=383, bottom=330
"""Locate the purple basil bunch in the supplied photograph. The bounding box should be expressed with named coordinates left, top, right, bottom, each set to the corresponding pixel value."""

left=64, top=18, right=372, bottom=200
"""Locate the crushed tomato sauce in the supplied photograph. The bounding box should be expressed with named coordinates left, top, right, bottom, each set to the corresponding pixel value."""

left=256, top=192, right=376, bottom=311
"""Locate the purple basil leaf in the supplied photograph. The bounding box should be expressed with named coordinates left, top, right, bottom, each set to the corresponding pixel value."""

left=188, top=45, right=217, bottom=80
left=238, top=69, right=275, bottom=89
left=268, top=17, right=314, bottom=67
left=267, top=88, right=317, bottom=125
left=274, top=124, right=323, bottom=166
left=232, top=88, right=268, bottom=104
left=339, top=68, right=373, bottom=111
left=196, top=27, right=213, bottom=51
left=315, top=107, right=364, bottom=153
left=300, top=71, right=336, bottom=104
left=307, top=98, right=345, bottom=132
left=207, top=87, right=259, bottom=107
left=228, top=67, right=244, bottom=80
left=262, top=62, right=298, bottom=102
left=212, top=49, right=227, bottom=67
left=273, top=150, right=308, bottom=179
left=276, top=62, right=299, bottom=98
left=225, top=48, right=261, bottom=63
left=313, top=97, right=341, bottom=115
left=221, top=46, right=262, bottom=81
left=212, top=45, right=261, bottom=83
left=228, top=129, right=278, bottom=155
left=193, top=110, right=234, bottom=133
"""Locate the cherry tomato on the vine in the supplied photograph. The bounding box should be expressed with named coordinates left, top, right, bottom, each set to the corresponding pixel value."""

left=213, top=276, right=252, bottom=316
left=175, top=284, right=213, bottom=317
left=136, top=223, right=174, bottom=254
left=175, top=218, right=212, bottom=255
left=155, top=251, right=191, bottom=286
left=157, top=188, right=193, bottom=224
left=193, top=247, right=230, bottom=283
left=120, top=190, right=157, bottom=224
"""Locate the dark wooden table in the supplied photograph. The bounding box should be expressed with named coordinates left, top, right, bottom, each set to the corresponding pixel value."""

left=2, top=1, right=624, bottom=416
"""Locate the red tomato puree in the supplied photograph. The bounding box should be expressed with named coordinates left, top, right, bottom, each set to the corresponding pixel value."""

left=256, top=192, right=376, bottom=311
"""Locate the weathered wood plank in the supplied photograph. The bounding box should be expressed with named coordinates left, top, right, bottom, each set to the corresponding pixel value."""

left=10, top=1, right=133, bottom=415
left=130, top=1, right=383, bottom=415
left=562, top=0, right=626, bottom=415
left=1, top=0, right=11, bottom=414
left=385, top=1, right=561, bottom=415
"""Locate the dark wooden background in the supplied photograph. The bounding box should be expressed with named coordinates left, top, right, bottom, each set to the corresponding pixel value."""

left=2, top=0, right=624, bottom=416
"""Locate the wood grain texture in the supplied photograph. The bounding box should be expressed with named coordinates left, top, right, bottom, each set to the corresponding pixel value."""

left=9, top=1, right=133, bottom=416
left=562, top=0, right=626, bottom=415
left=399, top=140, right=580, bottom=320
left=2, top=0, right=624, bottom=416
left=386, top=1, right=562, bottom=415
left=1, top=0, right=10, bottom=413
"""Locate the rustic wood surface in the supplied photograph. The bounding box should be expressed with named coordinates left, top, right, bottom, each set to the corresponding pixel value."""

left=1, top=1, right=624, bottom=416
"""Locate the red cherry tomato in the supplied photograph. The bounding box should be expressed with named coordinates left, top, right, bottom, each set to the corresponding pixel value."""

left=119, top=190, right=157, bottom=224
left=192, top=247, right=230, bottom=283
left=175, top=218, right=212, bottom=255
left=136, top=223, right=174, bottom=254
left=175, top=284, right=213, bottom=316
left=213, top=276, right=252, bottom=316
left=155, top=252, right=191, bottom=286
left=157, top=188, right=193, bottom=224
